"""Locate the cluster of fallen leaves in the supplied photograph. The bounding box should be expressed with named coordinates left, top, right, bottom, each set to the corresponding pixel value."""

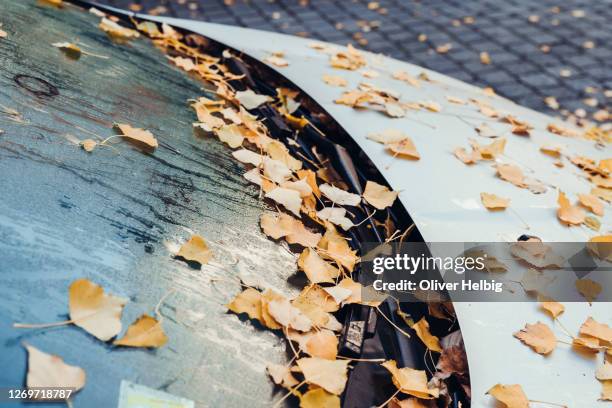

left=106, top=17, right=469, bottom=407
left=14, top=278, right=169, bottom=399
left=488, top=298, right=612, bottom=407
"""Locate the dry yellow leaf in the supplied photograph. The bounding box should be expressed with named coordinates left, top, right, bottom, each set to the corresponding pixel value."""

left=472, top=138, right=506, bottom=159
left=266, top=140, right=302, bottom=171
left=572, top=335, right=601, bottom=352
left=264, top=54, right=289, bottom=67
left=387, top=137, right=420, bottom=160
left=69, top=278, right=127, bottom=341
left=337, top=278, right=385, bottom=307
left=480, top=51, right=491, bottom=64
left=228, top=288, right=263, bottom=321
left=602, top=380, right=612, bottom=401
left=299, top=388, right=340, bottom=408
left=267, top=297, right=313, bottom=332
left=481, top=192, right=510, bottom=210
left=297, top=169, right=321, bottom=198
left=412, top=317, right=442, bottom=352
left=266, top=363, right=299, bottom=389
left=260, top=289, right=285, bottom=330
left=587, top=234, right=612, bottom=262
left=392, top=70, right=419, bottom=87
left=591, top=174, right=612, bottom=189
left=235, top=89, right=271, bottom=109
left=320, top=183, right=361, bottom=206
left=80, top=139, right=97, bottom=152
left=296, top=357, right=349, bottom=395
left=579, top=317, right=612, bottom=343
left=215, top=124, right=245, bottom=149
left=177, top=235, right=212, bottom=265
left=381, top=360, right=439, bottom=399
left=263, top=157, right=292, bottom=184
left=25, top=344, right=86, bottom=393
left=453, top=147, right=480, bottom=165
left=540, top=144, right=562, bottom=158
left=596, top=363, right=612, bottom=381
left=538, top=297, right=564, bottom=318
left=486, top=384, right=529, bottom=408
left=557, top=191, right=585, bottom=225
left=575, top=278, right=602, bottom=303
left=260, top=212, right=321, bottom=247
left=99, top=18, right=140, bottom=42
left=318, top=223, right=359, bottom=272
left=316, top=208, right=354, bottom=231
left=322, top=75, right=348, bottom=87
left=497, top=164, right=525, bottom=187
left=52, top=42, right=81, bottom=59
left=513, top=322, right=556, bottom=354
left=591, top=187, right=612, bottom=203
left=578, top=193, right=604, bottom=216
left=114, top=123, right=158, bottom=149
left=114, top=314, right=167, bottom=348
left=329, top=44, right=366, bottom=70
left=305, top=330, right=339, bottom=360
left=367, top=129, right=408, bottom=144
left=298, top=248, right=340, bottom=284
left=265, top=187, right=302, bottom=217
left=363, top=181, right=398, bottom=210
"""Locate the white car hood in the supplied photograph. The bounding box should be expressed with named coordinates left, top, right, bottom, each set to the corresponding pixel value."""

left=144, top=16, right=609, bottom=407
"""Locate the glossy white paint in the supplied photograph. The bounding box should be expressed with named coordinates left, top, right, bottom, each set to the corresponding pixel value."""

left=147, top=16, right=610, bottom=407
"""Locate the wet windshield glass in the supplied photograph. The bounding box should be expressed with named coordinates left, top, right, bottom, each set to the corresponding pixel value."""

left=0, top=1, right=296, bottom=406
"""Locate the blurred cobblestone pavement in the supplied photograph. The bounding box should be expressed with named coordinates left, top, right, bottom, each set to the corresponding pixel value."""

left=104, top=0, right=611, bottom=124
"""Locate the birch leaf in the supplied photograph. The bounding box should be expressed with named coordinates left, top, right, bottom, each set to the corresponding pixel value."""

left=265, top=187, right=302, bottom=217
left=236, top=89, right=271, bottom=109
left=299, top=388, right=340, bottom=408
left=177, top=235, right=212, bottom=265
left=513, top=322, right=556, bottom=354
left=579, top=317, right=612, bottom=343
left=297, top=358, right=349, bottom=395
left=232, top=149, right=262, bottom=166
left=267, top=298, right=312, bottom=332
left=596, top=363, right=612, bottom=381
left=263, top=157, right=292, bottom=184
left=52, top=42, right=81, bottom=59
left=266, top=363, right=299, bottom=389
left=412, top=317, right=442, bottom=352
left=114, top=123, right=158, bottom=149
left=539, top=297, right=564, bottom=318
left=486, top=384, right=529, bottom=408
left=25, top=344, right=86, bottom=393
left=316, top=208, right=354, bottom=230
left=387, top=138, right=420, bottom=160
left=322, top=75, right=347, bottom=87
left=80, top=139, right=97, bottom=152
left=557, top=191, right=585, bottom=225
left=69, top=278, right=127, bottom=341
left=481, top=192, right=510, bottom=210
left=227, top=288, right=262, bottom=321
left=367, top=129, right=407, bottom=144
left=381, top=360, right=439, bottom=399
left=260, top=212, right=321, bottom=247
left=497, top=164, right=525, bottom=187
left=113, top=314, right=168, bottom=348
left=99, top=18, right=140, bottom=42
left=602, top=381, right=612, bottom=401
left=363, top=181, right=398, bottom=209
left=298, top=248, right=340, bottom=284
left=215, top=124, right=244, bottom=149
left=578, top=193, right=604, bottom=216
left=575, top=278, right=602, bottom=303
left=320, top=184, right=361, bottom=206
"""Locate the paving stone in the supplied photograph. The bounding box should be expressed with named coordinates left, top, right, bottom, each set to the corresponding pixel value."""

left=106, top=0, right=612, bottom=120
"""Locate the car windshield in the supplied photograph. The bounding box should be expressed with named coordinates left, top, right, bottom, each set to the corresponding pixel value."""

left=0, top=1, right=298, bottom=406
